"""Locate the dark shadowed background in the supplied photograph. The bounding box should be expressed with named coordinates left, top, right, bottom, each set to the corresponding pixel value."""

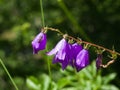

left=0, top=0, right=120, bottom=89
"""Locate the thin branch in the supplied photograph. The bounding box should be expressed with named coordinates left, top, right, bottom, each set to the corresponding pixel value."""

left=40, top=0, right=45, bottom=27
left=44, top=27, right=120, bottom=57
left=0, top=59, right=19, bottom=90
left=100, top=60, right=115, bottom=68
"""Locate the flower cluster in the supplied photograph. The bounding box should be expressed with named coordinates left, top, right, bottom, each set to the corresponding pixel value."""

left=47, top=38, right=90, bottom=71
left=32, top=28, right=117, bottom=72
left=32, top=31, right=90, bottom=72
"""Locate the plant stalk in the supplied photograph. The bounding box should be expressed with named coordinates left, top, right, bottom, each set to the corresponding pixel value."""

left=0, top=59, right=19, bottom=90
left=40, top=0, right=45, bottom=27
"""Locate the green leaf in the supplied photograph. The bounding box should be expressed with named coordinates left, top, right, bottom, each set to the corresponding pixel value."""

left=57, top=78, right=71, bottom=89
left=82, top=68, right=93, bottom=79
left=96, top=75, right=102, bottom=85
left=51, top=81, right=57, bottom=90
left=26, top=76, right=41, bottom=90
left=101, top=85, right=119, bottom=90
left=103, top=73, right=116, bottom=84
left=61, top=87, right=80, bottom=90
left=39, top=74, right=50, bottom=90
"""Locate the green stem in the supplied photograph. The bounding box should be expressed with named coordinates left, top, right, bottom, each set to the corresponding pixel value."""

left=46, top=46, right=52, bottom=80
left=40, top=0, right=52, bottom=83
left=46, top=46, right=52, bottom=88
left=40, top=0, right=45, bottom=27
left=40, top=0, right=52, bottom=86
left=46, top=47, right=52, bottom=80
left=47, top=57, right=52, bottom=80
left=0, top=59, right=19, bottom=90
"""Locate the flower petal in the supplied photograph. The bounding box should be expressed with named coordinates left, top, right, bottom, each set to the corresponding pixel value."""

left=47, top=38, right=67, bottom=56
left=67, top=43, right=74, bottom=66
left=75, top=49, right=89, bottom=72
left=49, top=38, right=69, bottom=70
left=96, top=54, right=102, bottom=70
left=52, top=55, right=69, bottom=70
left=61, top=57, right=69, bottom=70
left=32, top=32, right=47, bottom=54
left=67, top=43, right=83, bottom=67
left=46, top=48, right=57, bottom=56
left=72, top=43, right=83, bottom=59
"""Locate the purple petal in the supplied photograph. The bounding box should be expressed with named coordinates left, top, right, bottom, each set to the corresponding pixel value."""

left=72, top=43, right=83, bottom=59
left=48, top=38, right=69, bottom=70
left=56, top=49, right=66, bottom=60
left=67, top=43, right=74, bottom=66
left=46, top=48, right=57, bottom=56
left=71, top=43, right=83, bottom=67
left=96, top=54, right=102, bottom=70
left=47, top=38, right=67, bottom=55
left=61, top=57, right=69, bottom=70
left=52, top=55, right=69, bottom=70
left=32, top=32, right=47, bottom=54
left=52, top=55, right=59, bottom=63
left=75, top=49, right=89, bottom=72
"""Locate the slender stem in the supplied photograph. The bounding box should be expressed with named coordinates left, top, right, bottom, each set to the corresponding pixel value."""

left=40, top=0, right=45, bottom=27
left=47, top=58, right=52, bottom=80
left=44, top=27, right=120, bottom=56
left=68, top=36, right=120, bottom=56
left=100, top=60, right=115, bottom=68
left=40, top=0, right=52, bottom=86
left=46, top=46, right=52, bottom=88
left=0, top=59, right=19, bottom=90
left=46, top=46, right=52, bottom=79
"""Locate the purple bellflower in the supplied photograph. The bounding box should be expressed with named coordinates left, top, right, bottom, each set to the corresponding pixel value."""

left=47, top=38, right=70, bottom=70
left=67, top=43, right=74, bottom=66
left=32, top=32, right=47, bottom=54
left=72, top=43, right=83, bottom=60
left=75, top=49, right=89, bottom=72
left=69, top=43, right=83, bottom=67
left=96, top=54, right=102, bottom=70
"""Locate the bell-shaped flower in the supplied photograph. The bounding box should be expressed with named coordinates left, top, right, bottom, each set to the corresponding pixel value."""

left=66, top=43, right=73, bottom=66
left=47, top=38, right=69, bottom=70
left=53, top=54, right=69, bottom=70
left=75, top=49, right=89, bottom=72
left=32, top=32, right=47, bottom=54
left=96, top=54, right=102, bottom=70
left=69, top=43, right=83, bottom=67
left=72, top=43, right=83, bottom=60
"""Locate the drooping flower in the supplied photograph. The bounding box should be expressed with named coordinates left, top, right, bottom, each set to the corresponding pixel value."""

left=67, top=43, right=73, bottom=66
left=96, top=54, right=102, bottom=70
left=47, top=38, right=69, bottom=70
left=32, top=32, right=47, bottom=54
left=75, top=49, right=89, bottom=72
left=72, top=43, right=83, bottom=60
left=69, top=43, right=83, bottom=67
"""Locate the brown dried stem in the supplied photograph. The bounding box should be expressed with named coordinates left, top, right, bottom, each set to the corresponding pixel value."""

left=44, top=27, right=120, bottom=57
left=100, top=60, right=115, bottom=68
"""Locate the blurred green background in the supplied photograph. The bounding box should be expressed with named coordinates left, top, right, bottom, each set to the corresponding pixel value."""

left=0, top=0, right=120, bottom=90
